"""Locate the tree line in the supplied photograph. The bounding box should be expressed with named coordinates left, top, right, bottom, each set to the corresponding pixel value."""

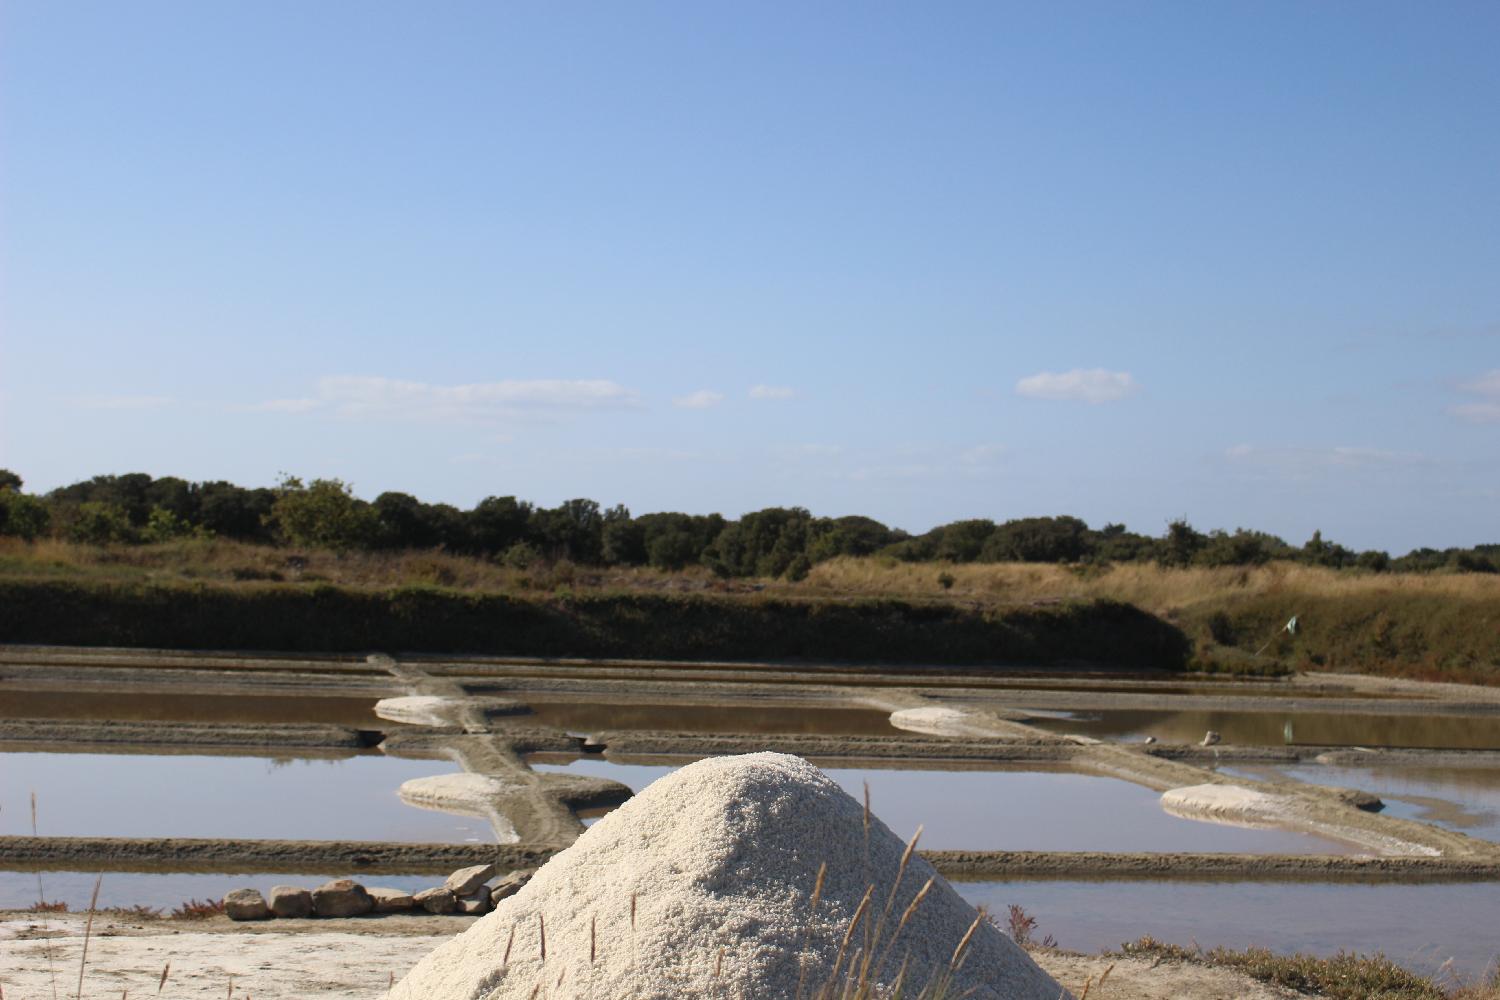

left=0, top=469, right=1495, bottom=578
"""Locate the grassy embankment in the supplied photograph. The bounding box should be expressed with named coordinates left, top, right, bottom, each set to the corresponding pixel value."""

left=2, top=538, right=1497, bottom=682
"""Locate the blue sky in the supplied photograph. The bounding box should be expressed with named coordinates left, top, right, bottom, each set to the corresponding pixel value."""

left=2, top=1, right=1496, bottom=553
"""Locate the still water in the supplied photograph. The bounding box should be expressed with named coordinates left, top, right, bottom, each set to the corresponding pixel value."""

left=1, top=751, right=492, bottom=843
left=515, top=699, right=898, bottom=736
left=1028, top=708, right=1500, bottom=750
left=961, top=879, right=1500, bottom=982
left=532, top=757, right=1358, bottom=854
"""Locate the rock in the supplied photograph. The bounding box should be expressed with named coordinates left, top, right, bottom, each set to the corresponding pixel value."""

left=268, top=885, right=314, bottom=918
left=224, top=888, right=271, bottom=921
left=1201, top=730, right=1221, bottom=747
left=1143, top=736, right=1157, bottom=744
left=367, top=887, right=416, bottom=913
left=312, top=879, right=373, bottom=917
left=459, top=892, right=491, bottom=915
left=488, top=869, right=534, bottom=906
left=415, top=887, right=458, bottom=914
left=444, top=863, right=496, bottom=896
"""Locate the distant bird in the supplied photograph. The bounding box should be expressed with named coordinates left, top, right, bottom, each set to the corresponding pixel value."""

left=1201, top=731, right=1221, bottom=747
left=1143, top=736, right=1157, bottom=744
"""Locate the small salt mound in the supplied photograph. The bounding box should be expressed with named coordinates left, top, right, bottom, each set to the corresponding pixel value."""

left=393, top=752, right=1069, bottom=1000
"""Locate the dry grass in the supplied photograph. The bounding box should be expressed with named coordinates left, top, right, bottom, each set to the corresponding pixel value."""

left=169, top=898, right=225, bottom=920
left=801, top=557, right=1500, bottom=614
left=8, top=537, right=1495, bottom=611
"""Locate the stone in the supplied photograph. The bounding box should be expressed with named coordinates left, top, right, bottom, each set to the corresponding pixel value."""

left=415, top=886, right=458, bottom=914
left=367, top=887, right=416, bottom=913
left=224, top=888, right=271, bottom=921
left=458, top=892, right=491, bottom=915
left=312, top=879, right=373, bottom=917
left=488, top=869, right=534, bottom=906
left=268, top=885, right=314, bottom=918
left=444, top=863, right=496, bottom=896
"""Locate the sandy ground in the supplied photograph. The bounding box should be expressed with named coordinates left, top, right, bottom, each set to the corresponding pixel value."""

left=0, top=914, right=1301, bottom=1000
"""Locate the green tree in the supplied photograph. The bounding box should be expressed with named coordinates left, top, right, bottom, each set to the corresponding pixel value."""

left=533, top=499, right=605, bottom=563
left=0, top=489, right=50, bottom=540
left=0, top=469, right=22, bottom=492
left=1158, top=519, right=1205, bottom=568
left=468, top=496, right=533, bottom=555
left=601, top=506, right=647, bottom=565
left=267, top=477, right=378, bottom=550
left=981, top=516, right=1092, bottom=563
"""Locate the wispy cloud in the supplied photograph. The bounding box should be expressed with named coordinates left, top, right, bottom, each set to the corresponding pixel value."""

left=959, top=443, right=1007, bottom=466
left=248, top=398, right=321, bottom=414
left=1225, top=444, right=1428, bottom=476
left=1451, top=370, right=1500, bottom=423
left=1016, top=368, right=1139, bottom=404
left=673, top=389, right=724, bottom=409
left=68, top=394, right=173, bottom=410
left=250, top=376, right=640, bottom=422
left=749, top=384, right=795, bottom=400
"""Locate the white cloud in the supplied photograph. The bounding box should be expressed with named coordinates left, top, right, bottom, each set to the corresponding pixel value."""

left=749, top=384, right=795, bottom=400
left=673, top=389, right=725, bottom=409
left=251, top=376, right=640, bottom=422
left=1451, top=370, right=1500, bottom=423
left=1015, top=368, right=1139, bottom=404
left=68, top=394, right=173, bottom=410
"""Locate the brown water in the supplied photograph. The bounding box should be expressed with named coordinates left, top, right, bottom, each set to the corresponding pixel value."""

left=531, top=757, right=1360, bottom=855
left=0, top=689, right=391, bottom=727
left=1, top=751, right=493, bottom=843
left=961, top=879, right=1500, bottom=982
left=515, top=699, right=899, bottom=736
left=1028, top=708, right=1500, bottom=749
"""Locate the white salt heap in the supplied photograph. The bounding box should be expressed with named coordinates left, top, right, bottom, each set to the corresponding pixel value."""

left=393, top=752, right=1070, bottom=1000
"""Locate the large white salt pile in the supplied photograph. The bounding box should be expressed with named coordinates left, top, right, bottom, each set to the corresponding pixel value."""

left=393, top=752, right=1070, bottom=1000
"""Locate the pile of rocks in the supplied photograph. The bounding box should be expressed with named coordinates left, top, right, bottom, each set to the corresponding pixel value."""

left=224, top=864, right=533, bottom=921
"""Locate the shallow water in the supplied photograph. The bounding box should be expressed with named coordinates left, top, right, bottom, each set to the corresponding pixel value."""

left=1224, top=763, right=1500, bottom=843
left=514, top=699, right=899, bottom=736
left=0, top=870, right=442, bottom=911
left=532, top=757, right=1359, bottom=854
left=958, top=879, right=1500, bottom=982
left=1028, top=708, right=1500, bottom=749
left=0, top=751, right=494, bottom=843
left=0, top=689, right=392, bottom=727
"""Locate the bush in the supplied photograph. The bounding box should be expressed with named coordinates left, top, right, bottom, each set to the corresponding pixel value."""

left=0, top=490, right=51, bottom=540
left=67, top=502, right=135, bottom=545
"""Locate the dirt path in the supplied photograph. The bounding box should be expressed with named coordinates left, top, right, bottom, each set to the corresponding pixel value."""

left=0, top=914, right=1300, bottom=1000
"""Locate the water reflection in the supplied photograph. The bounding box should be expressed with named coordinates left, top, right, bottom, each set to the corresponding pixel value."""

left=1028, top=709, right=1500, bottom=749
left=0, top=689, right=391, bottom=727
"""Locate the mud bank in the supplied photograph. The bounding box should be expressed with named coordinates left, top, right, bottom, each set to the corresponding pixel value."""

left=10, top=836, right=1500, bottom=883
left=0, top=836, right=554, bottom=874
left=0, top=580, right=1191, bottom=669
left=0, top=718, right=374, bottom=751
